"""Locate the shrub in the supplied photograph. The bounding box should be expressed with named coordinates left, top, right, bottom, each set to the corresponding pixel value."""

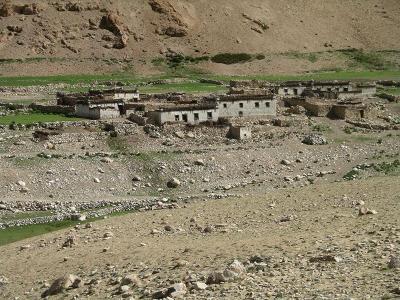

left=255, top=54, right=266, bottom=60
left=340, top=49, right=388, bottom=70
left=211, top=53, right=253, bottom=64
left=312, top=123, right=331, bottom=132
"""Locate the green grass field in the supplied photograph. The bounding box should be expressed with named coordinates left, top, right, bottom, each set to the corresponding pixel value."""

left=1, top=70, right=400, bottom=89
left=0, top=220, right=76, bottom=246
left=0, top=112, right=83, bottom=125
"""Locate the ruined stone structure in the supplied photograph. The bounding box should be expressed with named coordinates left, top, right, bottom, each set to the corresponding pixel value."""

left=331, top=103, right=370, bottom=120
left=227, top=126, right=252, bottom=140
left=285, top=97, right=371, bottom=120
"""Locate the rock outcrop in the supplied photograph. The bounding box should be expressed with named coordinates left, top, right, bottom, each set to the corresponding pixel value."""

left=99, top=13, right=129, bottom=49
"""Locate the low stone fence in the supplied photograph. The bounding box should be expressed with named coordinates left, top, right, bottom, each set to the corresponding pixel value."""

left=128, top=113, right=148, bottom=126
left=48, top=132, right=108, bottom=144
left=376, top=93, right=400, bottom=103
left=346, top=120, right=400, bottom=130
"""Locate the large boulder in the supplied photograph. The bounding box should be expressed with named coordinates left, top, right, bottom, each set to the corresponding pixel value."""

left=160, top=26, right=188, bottom=37
left=99, top=13, right=124, bottom=36
left=302, top=134, right=328, bottom=145
left=99, top=13, right=129, bottom=49
left=41, top=274, right=82, bottom=297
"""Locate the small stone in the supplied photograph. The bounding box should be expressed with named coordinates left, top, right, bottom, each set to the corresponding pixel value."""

left=103, top=232, right=113, bottom=239
left=167, top=178, right=180, bottom=188
left=194, top=159, right=205, bottom=166
left=192, top=281, right=207, bottom=290
left=132, top=175, right=142, bottom=182
left=119, top=285, right=130, bottom=294
left=164, top=225, right=174, bottom=232
left=20, top=244, right=31, bottom=251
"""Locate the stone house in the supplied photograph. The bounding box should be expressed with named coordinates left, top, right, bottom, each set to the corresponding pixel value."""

left=218, top=94, right=277, bottom=118
left=278, top=81, right=356, bottom=97
left=75, top=98, right=125, bottom=120
left=147, top=103, right=219, bottom=126
left=278, top=81, right=353, bottom=97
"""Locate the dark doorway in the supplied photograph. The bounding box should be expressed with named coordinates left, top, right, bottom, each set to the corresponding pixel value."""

left=118, top=104, right=126, bottom=116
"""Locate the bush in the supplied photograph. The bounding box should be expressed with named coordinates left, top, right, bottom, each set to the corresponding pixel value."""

left=255, top=54, right=266, bottom=60
left=312, top=123, right=331, bottom=132
left=165, top=54, right=210, bottom=68
left=211, top=53, right=253, bottom=64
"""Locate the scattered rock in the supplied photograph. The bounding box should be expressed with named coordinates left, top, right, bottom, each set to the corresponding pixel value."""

left=388, top=256, right=399, bottom=269
left=152, top=282, right=187, bottom=299
left=309, top=255, right=342, bottom=263
left=121, top=274, right=141, bottom=286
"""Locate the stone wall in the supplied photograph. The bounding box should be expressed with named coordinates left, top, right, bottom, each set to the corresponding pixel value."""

left=30, top=104, right=75, bottom=115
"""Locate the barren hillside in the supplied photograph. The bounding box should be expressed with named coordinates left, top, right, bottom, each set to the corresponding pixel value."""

left=0, top=0, right=400, bottom=76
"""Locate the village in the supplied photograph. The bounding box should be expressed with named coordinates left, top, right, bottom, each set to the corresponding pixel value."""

left=14, top=78, right=397, bottom=141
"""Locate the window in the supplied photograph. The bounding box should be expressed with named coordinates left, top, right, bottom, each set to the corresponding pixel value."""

left=223, top=103, right=227, bottom=108
left=284, top=88, right=289, bottom=94
left=175, top=115, right=180, bottom=121
left=239, top=103, right=244, bottom=108
left=327, top=88, right=332, bottom=92
left=265, top=102, right=270, bottom=108
left=239, top=111, right=243, bottom=117
left=194, top=113, right=199, bottom=121
left=255, top=102, right=260, bottom=108
left=182, top=114, right=188, bottom=122
left=294, top=88, right=298, bottom=96
left=207, top=112, right=213, bottom=120
left=344, top=87, right=349, bottom=92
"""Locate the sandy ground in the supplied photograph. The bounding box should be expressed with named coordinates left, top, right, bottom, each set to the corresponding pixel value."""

left=0, top=176, right=399, bottom=299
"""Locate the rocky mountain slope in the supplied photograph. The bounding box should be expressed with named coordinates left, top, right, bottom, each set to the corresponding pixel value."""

left=0, top=0, right=400, bottom=76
